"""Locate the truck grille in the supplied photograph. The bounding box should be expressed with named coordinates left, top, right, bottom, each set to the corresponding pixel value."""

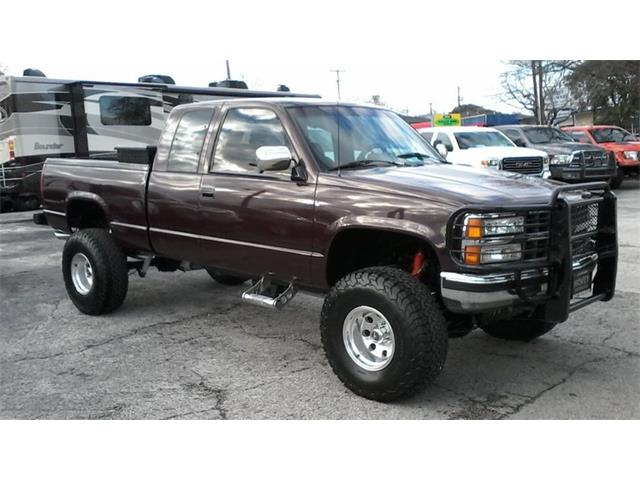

left=502, top=156, right=543, bottom=174
left=570, top=201, right=600, bottom=262
left=573, top=150, right=609, bottom=168
left=523, top=210, right=550, bottom=261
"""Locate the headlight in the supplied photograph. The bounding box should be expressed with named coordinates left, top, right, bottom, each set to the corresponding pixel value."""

left=461, top=213, right=525, bottom=265
left=480, top=158, right=500, bottom=168
left=550, top=154, right=572, bottom=165
left=624, top=151, right=639, bottom=160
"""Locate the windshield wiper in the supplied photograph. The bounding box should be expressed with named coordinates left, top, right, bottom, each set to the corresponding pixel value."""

left=328, top=159, right=402, bottom=171
left=398, top=151, right=449, bottom=164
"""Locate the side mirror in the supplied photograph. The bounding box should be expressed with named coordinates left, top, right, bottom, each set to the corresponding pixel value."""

left=256, top=146, right=293, bottom=171
left=435, top=143, right=448, bottom=157
left=514, top=138, right=526, bottom=147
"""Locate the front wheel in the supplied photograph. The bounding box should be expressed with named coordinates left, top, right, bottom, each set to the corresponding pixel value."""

left=62, top=228, right=129, bottom=315
left=480, top=318, right=555, bottom=341
left=320, top=267, right=448, bottom=402
left=609, top=167, right=624, bottom=189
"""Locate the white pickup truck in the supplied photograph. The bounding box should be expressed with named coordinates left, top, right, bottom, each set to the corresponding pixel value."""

left=418, top=126, right=550, bottom=178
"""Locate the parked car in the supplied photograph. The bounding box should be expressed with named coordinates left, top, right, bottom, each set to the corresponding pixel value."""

left=417, top=126, right=550, bottom=177
left=495, top=125, right=615, bottom=185
left=561, top=125, right=640, bottom=188
left=34, top=99, right=618, bottom=402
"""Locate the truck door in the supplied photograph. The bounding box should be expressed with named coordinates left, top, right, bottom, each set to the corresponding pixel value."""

left=197, top=106, right=316, bottom=284
left=147, top=108, right=215, bottom=259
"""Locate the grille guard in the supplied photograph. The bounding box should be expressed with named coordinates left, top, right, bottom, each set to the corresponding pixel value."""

left=446, top=182, right=618, bottom=322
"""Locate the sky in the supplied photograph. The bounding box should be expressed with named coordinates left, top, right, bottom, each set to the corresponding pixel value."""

left=2, top=0, right=634, bottom=117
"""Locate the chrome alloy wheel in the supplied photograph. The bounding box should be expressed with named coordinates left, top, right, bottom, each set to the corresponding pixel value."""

left=70, top=253, right=94, bottom=295
left=343, top=306, right=395, bottom=371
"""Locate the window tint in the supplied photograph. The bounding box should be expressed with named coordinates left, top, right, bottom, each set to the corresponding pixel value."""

left=420, top=131, right=433, bottom=142
left=454, top=131, right=514, bottom=149
left=434, top=132, right=454, bottom=151
left=100, top=96, right=151, bottom=126
left=590, top=128, right=630, bottom=143
left=167, top=109, right=213, bottom=172
left=568, top=131, right=591, bottom=143
left=212, top=108, right=291, bottom=174
left=503, top=128, right=526, bottom=144
left=288, top=106, right=441, bottom=170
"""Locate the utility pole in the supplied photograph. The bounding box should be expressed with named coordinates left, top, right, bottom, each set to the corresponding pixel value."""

left=330, top=69, right=344, bottom=100
left=537, top=61, right=545, bottom=124
left=531, top=60, right=540, bottom=124
left=225, top=60, right=231, bottom=80
left=429, top=102, right=433, bottom=122
left=457, top=86, right=461, bottom=108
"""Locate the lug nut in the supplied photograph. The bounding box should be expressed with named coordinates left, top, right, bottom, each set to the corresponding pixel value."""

left=369, top=344, right=376, bottom=351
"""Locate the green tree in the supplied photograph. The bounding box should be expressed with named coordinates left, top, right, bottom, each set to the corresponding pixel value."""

left=567, top=60, right=640, bottom=130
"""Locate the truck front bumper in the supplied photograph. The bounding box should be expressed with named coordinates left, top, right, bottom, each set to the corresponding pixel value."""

left=441, top=182, right=618, bottom=322
left=440, top=268, right=548, bottom=312
left=440, top=255, right=598, bottom=313
left=550, top=164, right=615, bottom=182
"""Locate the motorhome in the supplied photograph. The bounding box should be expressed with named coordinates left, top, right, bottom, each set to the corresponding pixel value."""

left=0, top=73, right=314, bottom=211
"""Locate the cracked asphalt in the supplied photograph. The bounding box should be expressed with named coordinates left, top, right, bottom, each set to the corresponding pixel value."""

left=1, top=182, right=638, bottom=419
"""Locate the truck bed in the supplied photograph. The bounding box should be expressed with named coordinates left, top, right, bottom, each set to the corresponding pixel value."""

left=41, top=157, right=151, bottom=252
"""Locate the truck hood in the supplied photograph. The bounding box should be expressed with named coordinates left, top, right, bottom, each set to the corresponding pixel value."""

left=342, top=164, right=564, bottom=207
left=449, top=146, right=546, bottom=161
left=530, top=142, right=605, bottom=155
left=597, top=142, right=640, bottom=152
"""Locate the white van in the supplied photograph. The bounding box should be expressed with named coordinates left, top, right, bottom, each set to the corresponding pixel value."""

left=418, top=126, right=550, bottom=178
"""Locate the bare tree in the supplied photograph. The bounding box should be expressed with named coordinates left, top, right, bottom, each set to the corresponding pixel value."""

left=500, top=61, right=578, bottom=125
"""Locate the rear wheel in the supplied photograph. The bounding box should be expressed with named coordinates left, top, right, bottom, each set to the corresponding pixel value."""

left=480, top=318, right=555, bottom=341
left=62, top=228, right=129, bottom=315
left=320, top=267, right=448, bottom=402
left=205, top=268, right=250, bottom=286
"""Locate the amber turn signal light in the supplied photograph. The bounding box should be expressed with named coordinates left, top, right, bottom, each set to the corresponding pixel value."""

left=464, top=245, right=481, bottom=265
left=466, top=217, right=482, bottom=239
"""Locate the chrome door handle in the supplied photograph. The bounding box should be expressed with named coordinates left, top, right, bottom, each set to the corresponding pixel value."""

left=201, top=186, right=215, bottom=198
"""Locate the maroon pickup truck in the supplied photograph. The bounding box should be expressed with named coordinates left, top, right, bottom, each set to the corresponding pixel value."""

left=34, top=98, right=618, bottom=401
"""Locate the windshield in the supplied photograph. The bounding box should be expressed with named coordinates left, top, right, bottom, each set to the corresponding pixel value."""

left=453, top=131, right=514, bottom=149
left=523, top=127, right=575, bottom=144
left=287, top=105, right=443, bottom=171
left=590, top=127, right=631, bottom=143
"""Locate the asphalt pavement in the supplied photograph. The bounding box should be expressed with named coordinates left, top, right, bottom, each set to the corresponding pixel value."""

left=1, top=181, right=638, bottom=419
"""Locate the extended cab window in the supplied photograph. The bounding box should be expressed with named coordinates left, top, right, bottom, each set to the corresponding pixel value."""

left=99, top=96, right=152, bottom=126
left=166, top=109, right=214, bottom=173
left=212, top=108, right=291, bottom=175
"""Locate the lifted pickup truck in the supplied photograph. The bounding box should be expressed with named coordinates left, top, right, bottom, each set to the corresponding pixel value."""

left=35, top=99, right=618, bottom=402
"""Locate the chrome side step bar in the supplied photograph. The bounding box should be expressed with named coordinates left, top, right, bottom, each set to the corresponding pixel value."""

left=242, top=275, right=297, bottom=310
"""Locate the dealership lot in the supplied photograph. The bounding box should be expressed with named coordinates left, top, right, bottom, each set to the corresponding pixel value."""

left=0, top=182, right=638, bottom=419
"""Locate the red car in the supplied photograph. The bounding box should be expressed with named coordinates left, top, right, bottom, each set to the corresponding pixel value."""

left=562, top=125, right=640, bottom=188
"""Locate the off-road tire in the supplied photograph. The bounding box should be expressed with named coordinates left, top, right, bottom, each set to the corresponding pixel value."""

left=205, top=268, right=250, bottom=286
left=480, top=318, right=555, bottom=341
left=609, top=167, right=624, bottom=189
left=320, top=267, right=448, bottom=402
left=62, top=228, right=129, bottom=315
